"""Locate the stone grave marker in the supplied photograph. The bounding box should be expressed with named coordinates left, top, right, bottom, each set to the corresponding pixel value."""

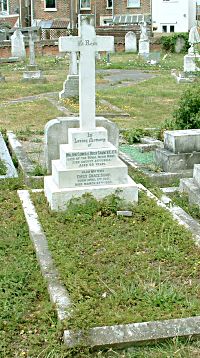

left=175, top=37, right=185, bottom=53
left=11, top=29, right=26, bottom=59
left=23, top=30, right=43, bottom=81
left=138, top=22, right=149, bottom=56
left=44, top=14, right=138, bottom=211
left=184, top=24, right=200, bottom=72
left=125, top=31, right=137, bottom=53
left=0, top=29, right=6, bottom=41
left=59, top=48, right=79, bottom=99
left=155, top=129, right=200, bottom=172
left=180, top=164, right=200, bottom=207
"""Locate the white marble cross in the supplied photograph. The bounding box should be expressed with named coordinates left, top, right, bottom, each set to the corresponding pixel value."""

left=59, top=15, right=114, bottom=131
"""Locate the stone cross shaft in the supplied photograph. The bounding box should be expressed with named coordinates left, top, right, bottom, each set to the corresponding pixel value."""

left=29, top=31, right=35, bottom=66
left=59, top=15, right=114, bottom=131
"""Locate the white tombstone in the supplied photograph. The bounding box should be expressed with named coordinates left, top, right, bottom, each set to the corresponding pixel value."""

left=44, top=15, right=138, bottom=211
left=138, top=22, right=149, bottom=56
left=125, top=32, right=137, bottom=53
left=184, top=24, right=200, bottom=72
left=11, top=29, right=26, bottom=59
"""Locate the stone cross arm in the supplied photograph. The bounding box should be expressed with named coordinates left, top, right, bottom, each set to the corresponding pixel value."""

left=59, top=36, right=114, bottom=53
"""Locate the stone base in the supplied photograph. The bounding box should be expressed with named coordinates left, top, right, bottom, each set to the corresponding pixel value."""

left=179, top=178, right=200, bottom=207
left=22, top=69, right=44, bottom=81
left=155, top=148, right=200, bottom=172
left=59, top=75, right=79, bottom=99
left=184, top=54, right=200, bottom=72
left=44, top=175, right=138, bottom=211
left=138, top=40, right=149, bottom=56
left=44, top=117, right=119, bottom=173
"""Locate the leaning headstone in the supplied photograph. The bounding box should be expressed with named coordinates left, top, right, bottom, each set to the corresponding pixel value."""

left=125, top=31, right=137, bottom=53
left=23, top=30, right=44, bottom=81
left=155, top=129, right=200, bottom=172
left=59, top=50, right=79, bottom=99
left=138, top=22, right=149, bottom=56
left=44, top=15, right=138, bottom=211
left=11, top=29, right=26, bottom=59
left=175, top=37, right=185, bottom=53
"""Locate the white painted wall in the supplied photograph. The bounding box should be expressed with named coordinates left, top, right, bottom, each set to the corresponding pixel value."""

left=152, top=0, right=196, bottom=33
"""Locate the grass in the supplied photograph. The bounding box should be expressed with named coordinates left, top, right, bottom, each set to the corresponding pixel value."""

left=32, top=192, right=200, bottom=334
left=97, top=52, right=184, bottom=71
left=98, top=74, right=190, bottom=129
left=0, top=159, right=7, bottom=175
left=169, top=191, right=200, bottom=223
left=0, top=99, right=64, bottom=132
left=0, top=180, right=69, bottom=357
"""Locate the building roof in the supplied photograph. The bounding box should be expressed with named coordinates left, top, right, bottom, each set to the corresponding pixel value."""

left=39, top=19, right=69, bottom=29
left=0, top=15, right=19, bottom=28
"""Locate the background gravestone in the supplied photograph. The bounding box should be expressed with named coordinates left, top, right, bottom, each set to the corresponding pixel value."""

left=0, top=30, right=6, bottom=41
left=11, top=29, right=26, bottom=59
left=175, top=37, right=186, bottom=54
left=125, top=32, right=137, bottom=53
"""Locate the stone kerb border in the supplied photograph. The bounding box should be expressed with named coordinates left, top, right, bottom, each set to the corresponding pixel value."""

left=18, top=190, right=71, bottom=321
left=18, top=188, right=200, bottom=348
left=0, top=132, right=18, bottom=178
left=119, top=150, right=193, bottom=186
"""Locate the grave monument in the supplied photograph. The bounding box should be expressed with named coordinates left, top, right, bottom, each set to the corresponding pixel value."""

left=184, top=24, right=200, bottom=72
left=155, top=129, right=200, bottom=172
left=138, top=22, right=149, bottom=56
left=180, top=164, right=200, bottom=208
left=23, top=30, right=44, bottom=81
left=11, top=29, right=26, bottom=59
left=44, top=15, right=138, bottom=211
left=125, top=31, right=137, bottom=53
left=59, top=49, right=79, bottom=99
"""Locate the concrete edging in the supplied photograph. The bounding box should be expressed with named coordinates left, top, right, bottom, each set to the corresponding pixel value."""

left=17, top=189, right=71, bottom=321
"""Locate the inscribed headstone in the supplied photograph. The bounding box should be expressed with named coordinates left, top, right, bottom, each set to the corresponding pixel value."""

left=44, top=15, right=138, bottom=210
left=125, top=32, right=137, bottom=53
left=11, top=29, right=26, bottom=59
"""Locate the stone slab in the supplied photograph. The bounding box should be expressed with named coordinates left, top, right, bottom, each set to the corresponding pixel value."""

left=23, top=70, right=43, bottom=80
left=179, top=177, right=200, bottom=208
left=184, top=54, right=200, bottom=72
left=44, top=117, right=119, bottom=173
left=193, top=164, right=200, bottom=187
left=0, top=132, right=18, bottom=178
left=155, top=148, right=200, bottom=172
left=138, top=39, right=149, bottom=55
left=63, top=316, right=200, bottom=348
left=52, top=159, right=128, bottom=188
left=164, top=129, right=200, bottom=154
left=44, top=175, right=138, bottom=211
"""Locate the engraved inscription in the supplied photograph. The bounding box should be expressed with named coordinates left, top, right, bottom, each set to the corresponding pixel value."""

left=78, top=39, right=97, bottom=46
left=65, top=149, right=117, bottom=168
left=75, top=169, right=113, bottom=186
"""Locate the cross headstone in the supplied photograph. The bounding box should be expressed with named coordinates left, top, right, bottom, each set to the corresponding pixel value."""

left=59, top=15, right=114, bottom=131
left=29, top=30, right=36, bottom=66
left=44, top=15, right=138, bottom=211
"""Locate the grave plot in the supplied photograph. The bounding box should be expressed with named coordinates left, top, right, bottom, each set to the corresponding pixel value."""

left=0, top=132, right=18, bottom=179
left=18, top=186, right=200, bottom=349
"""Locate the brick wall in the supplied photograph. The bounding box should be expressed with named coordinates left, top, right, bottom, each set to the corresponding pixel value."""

left=33, top=0, right=70, bottom=21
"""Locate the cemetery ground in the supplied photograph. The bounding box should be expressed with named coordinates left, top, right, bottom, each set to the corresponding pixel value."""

left=1, top=52, right=200, bottom=357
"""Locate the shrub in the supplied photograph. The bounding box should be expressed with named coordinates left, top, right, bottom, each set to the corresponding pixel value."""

left=162, top=85, right=200, bottom=132
left=160, top=33, right=189, bottom=53
left=122, top=128, right=148, bottom=144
